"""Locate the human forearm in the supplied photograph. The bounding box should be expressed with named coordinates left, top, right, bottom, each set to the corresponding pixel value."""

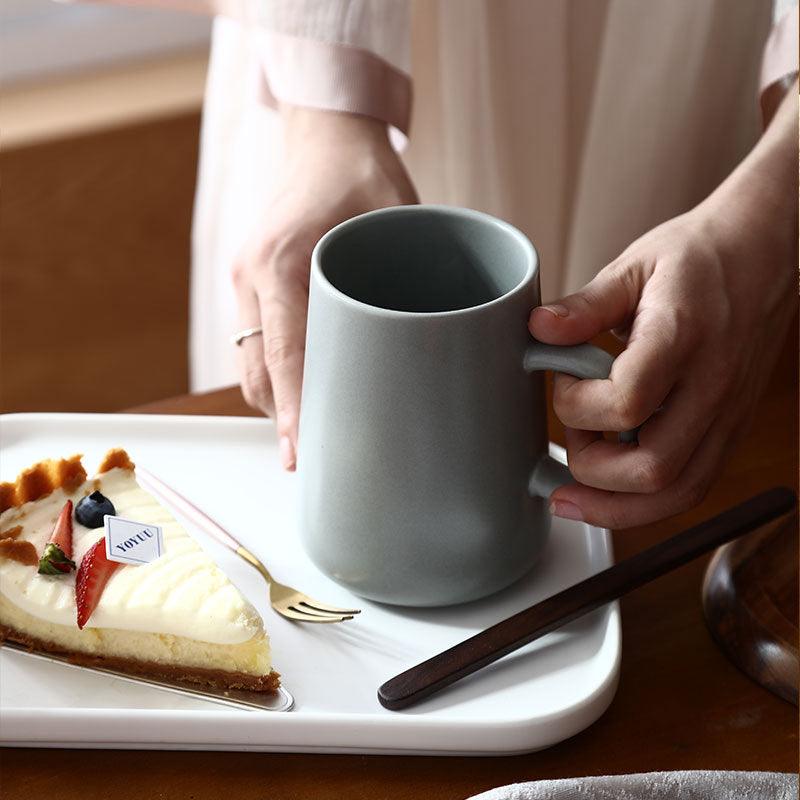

left=701, top=82, right=798, bottom=266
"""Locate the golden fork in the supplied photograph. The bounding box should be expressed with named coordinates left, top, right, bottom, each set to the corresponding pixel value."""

left=137, top=467, right=361, bottom=624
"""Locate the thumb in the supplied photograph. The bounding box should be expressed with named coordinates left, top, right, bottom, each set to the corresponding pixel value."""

left=528, top=266, right=640, bottom=345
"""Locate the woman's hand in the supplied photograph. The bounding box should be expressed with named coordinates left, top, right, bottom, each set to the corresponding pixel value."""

left=232, top=106, right=418, bottom=470
left=529, top=87, right=797, bottom=529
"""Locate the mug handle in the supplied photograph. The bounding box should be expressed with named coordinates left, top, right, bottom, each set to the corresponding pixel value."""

left=524, top=341, right=638, bottom=499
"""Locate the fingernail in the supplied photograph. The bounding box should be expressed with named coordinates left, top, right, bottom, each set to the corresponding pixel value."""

left=539, top=303, right=569, bottom=318
left=549, top=500, right=584, bottom=521
left=279, top=436, right=296, bottom=471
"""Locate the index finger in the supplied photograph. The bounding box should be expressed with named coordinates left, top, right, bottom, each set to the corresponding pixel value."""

left=553, top=308, right=695, bottom=432
left=256, top=273, right=309, bottom=472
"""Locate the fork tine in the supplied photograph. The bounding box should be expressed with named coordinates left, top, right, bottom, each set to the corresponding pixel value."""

left=290, top=605, right=354, bottom=621
left=298, top=599, right=362, bottom=616
left=276, top=607, right=351, bottom=624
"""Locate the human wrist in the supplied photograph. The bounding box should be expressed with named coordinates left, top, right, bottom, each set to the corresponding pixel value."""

left=279, top=104, right=391, bottom=156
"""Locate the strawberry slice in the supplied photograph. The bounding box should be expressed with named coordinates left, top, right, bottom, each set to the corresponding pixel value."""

left=38, top=500, right=77, bottom=575
left=75, top=538, right=120, bottom=629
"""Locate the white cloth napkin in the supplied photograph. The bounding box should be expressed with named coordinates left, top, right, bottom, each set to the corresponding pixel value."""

left=468, top=771, right=798, bottom=799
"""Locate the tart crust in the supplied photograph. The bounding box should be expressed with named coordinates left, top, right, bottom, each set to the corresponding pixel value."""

left=1, top=624, right=280, bottom=693
left=0, top=448, right=138, bottom=516
left=97, top=448, right=136, bottom=474
left=0, top=454, right=88, bottom=514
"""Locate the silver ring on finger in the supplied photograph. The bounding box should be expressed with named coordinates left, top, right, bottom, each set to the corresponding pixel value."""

left=230, top=326, right=263, bottom=347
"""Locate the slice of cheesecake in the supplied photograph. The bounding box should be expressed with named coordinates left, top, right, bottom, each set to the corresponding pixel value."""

left=0, top=448, right=278, bottom=692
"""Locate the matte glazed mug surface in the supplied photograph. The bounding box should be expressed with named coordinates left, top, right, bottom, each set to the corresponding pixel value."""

left=297, top=206, right=616, bottom=607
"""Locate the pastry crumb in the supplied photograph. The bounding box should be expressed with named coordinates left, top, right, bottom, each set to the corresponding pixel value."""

left=0, top=539, right=38, bottom=566
left=0, top=526, right=23, bottom=541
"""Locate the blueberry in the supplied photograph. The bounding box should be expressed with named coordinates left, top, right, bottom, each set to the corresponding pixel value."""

left=75, top=491, right=116, bottom=529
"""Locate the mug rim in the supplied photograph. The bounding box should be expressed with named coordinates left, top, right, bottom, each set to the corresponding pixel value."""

left=311, top=204, right=539, bottom=318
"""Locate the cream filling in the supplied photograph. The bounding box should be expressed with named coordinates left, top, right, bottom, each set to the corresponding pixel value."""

left=0, top=593, right=271, bottom=676
left=0, top=468, right=264, bottom=646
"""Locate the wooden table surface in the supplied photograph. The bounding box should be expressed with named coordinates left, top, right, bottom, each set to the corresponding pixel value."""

left=4, top=329, right=798, bottom=799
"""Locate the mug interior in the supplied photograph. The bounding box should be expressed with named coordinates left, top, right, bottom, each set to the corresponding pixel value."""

left=319, top=208, right=532, bottom=313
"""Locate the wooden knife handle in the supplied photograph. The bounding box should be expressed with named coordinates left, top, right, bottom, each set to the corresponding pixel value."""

left=378, top=487, right=796, bottom=710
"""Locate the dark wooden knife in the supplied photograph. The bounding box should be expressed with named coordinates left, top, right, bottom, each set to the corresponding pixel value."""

left=378, top=487, right=796, bottom=710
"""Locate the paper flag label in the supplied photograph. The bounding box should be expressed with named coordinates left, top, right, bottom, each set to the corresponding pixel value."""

left=104, top=516, right=164, bottom=566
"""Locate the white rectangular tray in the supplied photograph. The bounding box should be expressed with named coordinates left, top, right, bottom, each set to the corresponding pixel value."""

left=0, top=413, right=619, bottom=755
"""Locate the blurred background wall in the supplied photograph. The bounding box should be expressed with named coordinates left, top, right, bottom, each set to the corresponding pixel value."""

left=1, top=0, right=211, bottom=413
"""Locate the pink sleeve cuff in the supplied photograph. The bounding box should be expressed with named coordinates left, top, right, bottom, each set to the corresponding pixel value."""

left=255, top=32, right=412, bottom=137
left=760, top=6, right=799, bottom=100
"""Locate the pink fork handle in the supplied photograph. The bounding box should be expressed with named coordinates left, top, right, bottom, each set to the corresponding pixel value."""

left=136, top=467, right=242, bottom=553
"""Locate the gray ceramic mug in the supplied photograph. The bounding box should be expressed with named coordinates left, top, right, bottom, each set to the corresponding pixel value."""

left=297, top=205, right=619, bottom=607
